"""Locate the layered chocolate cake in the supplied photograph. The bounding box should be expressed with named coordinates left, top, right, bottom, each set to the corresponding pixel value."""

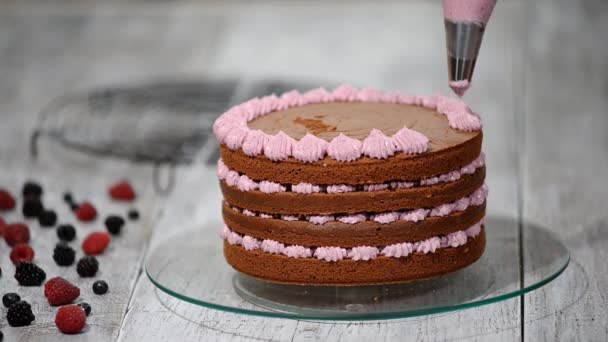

left=214, top=84, right=487, bottom=286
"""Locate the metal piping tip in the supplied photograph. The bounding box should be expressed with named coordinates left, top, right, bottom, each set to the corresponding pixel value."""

left=445, top=19, right=486, bottom=96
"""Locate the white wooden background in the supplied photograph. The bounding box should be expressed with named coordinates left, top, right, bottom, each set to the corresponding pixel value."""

left=0, top=0, right=606, bottom=341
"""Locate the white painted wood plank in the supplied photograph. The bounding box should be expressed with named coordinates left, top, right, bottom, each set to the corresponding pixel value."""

left=522, top=0, right=608, bottom=341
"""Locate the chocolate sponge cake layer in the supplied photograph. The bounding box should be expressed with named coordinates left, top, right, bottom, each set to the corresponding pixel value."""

left=220, top=132, right=481, bottom=185
left=224, top=228, right=486, bottom=286
left=223, top=201, right=486, bottom=247
left=220, top=167, right=485, bottom=215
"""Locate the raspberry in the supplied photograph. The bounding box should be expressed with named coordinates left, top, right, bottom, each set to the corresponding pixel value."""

left=78, top=302, right=91, bottom=316
left=44, top=277, right=80, bottom=306
left=55, top=305, right=86, bottom=334
left=109, top=180, right=136, bottom=201
left=57, top=224, right=76, bottom=242
left=104, top=215, right=124, bottom=235
left=38, top=210, right=57, bottom=227
left=3, top=293, right=20, bottom=308
left=53, top=242, right=76, bottom=266
left=10, top=244, right=35, bottom=264
left=76, top=202, right=97, bottom=221
left=7, top=300, right=35, bottom=327
left=76, top=256, right=99, bottom=277
left=4, top=223, right=30, bottom=247
left=22, top=181, right=43, bottom=199
left=0, top=189, right=16, bottom=210
left=92, top=280, right=108, bottom=295
left=0, top=216, right=5, bottom=236
left=128, top=209, right=139, bottom=220
left=22, top=198, right=43, bottom=218
left=14, top=262, right=46, bottom=286
left=82, top=231, right=111, bottom=255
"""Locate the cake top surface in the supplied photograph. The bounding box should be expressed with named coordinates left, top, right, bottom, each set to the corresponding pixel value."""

left=248, top=102, right=476, bottom=152
left=213, top=84, right=482, bottom=163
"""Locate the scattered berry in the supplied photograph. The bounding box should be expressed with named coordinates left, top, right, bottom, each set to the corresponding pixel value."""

left=92, top=280, right=108, bottom=295
left=0, top=189, right=16, bottom=210
left=3, top=293, right=21, bottom=308
left=22, top=198, right=43, bottom=218
left=22, top=181, right=43, bottom=199
left=109, top=180, right=136, bottom=201
left=76, top=202, right=97, bottom=221
left=57, top=224, right=76, bottom=242
left=77, top=256, right=99, bottom=277
left=63, top=192, right=73, bottom=203
left=128, top=209, right=139, bottom=220
left=82, top=231, right=111, bottom=255
left=7, top=300, right=35, bottom=327
left=104, top=215, right=124, bottom=235
left=78, top=302, right=91, bottom=316
left=38, top=209, right=58, bottom=227
left=4, top=223, right=30, bottom=247
left=45, top=277, right=80, bottom=306
left=0, top=330, right=3, bottom=341
left=10, top=244, right=35, bottom=264
left=14, top=261, right=46, bottom=286
left=70, top=203, right=80, bottom=212
left=0, top=216, right=5, bottom=236
left=53, top=242, right=76, bottom=266
left=55, top=305, right=86, bottom=334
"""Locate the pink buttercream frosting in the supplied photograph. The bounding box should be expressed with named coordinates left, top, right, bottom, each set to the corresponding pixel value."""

left=221, top=219, right=484, bottom=262
left=327, top=133, right=363, bottom=162
left=361, top=129, right=398, bottom=159
left=242, top=129, right=270, bottom=156
left=326, top=184, right=356, bottom=194
left=216, top=159, right=229, bottom=179
left=237, top=175, right=258, bottom=192
left=337, top=214, right=367, bottom=224
left=292, top=133, right=329, bottom=163
left=314, top=247, right=348, bottom=262
left=443, top=0, right=496, bottom=24
left=392, top=127, right=429, bottom=154
left=373, top=212, right=400, bottom=224
left=309, top=215, right=335, bottom=225
left=258, top=181, right=286, bottom=194
left=213, top=84, right=482, bottom=162
left=449, top=80, right=471, bottom=97
left=292, top=183, right=321, bottom=194
left=264, top=131, right=295, bottom=161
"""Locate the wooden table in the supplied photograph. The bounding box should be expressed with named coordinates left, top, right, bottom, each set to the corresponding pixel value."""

left=0, top=1, right=606, bottom=341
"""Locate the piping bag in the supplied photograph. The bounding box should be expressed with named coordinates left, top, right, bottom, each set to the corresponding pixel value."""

left=443, top=0, right=497, bottom=97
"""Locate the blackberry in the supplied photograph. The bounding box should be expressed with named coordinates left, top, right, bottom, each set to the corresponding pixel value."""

left=70, top=203, right=80, bottom=212
left=22, top=182, right=43, bottom=199
left=104, top=215, right=124, bottom=235
left=78, top=302, right=92, bottom=316
left=14, top=262, right=46, bottom=286
left=128, top=209, right=139, bottom=220
left=0, top=330, right=3, bottom=341
left=38, top=209, right=57, bottom=227
left=92, top=280, right=108, bottom=295
left=3, top=293, right=20, bottom=308
left=63, top=192, right=73, bottom=203
left=57, top=224, right=76, bottom=242
left=53, top=242, right=76, bottom=266
left=77, top=256, right=99, bottom=277
left=22, top=198, right=43, bottom=218
left=6, top=300, right=35, bottom=327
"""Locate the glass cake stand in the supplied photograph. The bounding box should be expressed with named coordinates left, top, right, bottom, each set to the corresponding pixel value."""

left=145, top=216, right=569, bottom=320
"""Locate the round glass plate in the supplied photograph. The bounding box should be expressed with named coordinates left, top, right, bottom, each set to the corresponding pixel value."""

left=145, top=216, right=569, bottom=320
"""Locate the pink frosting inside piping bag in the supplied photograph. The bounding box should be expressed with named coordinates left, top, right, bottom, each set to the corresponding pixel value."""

left=449, top=80, right=471, bottom=98
left=443, top=0, right=497, bottom=24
